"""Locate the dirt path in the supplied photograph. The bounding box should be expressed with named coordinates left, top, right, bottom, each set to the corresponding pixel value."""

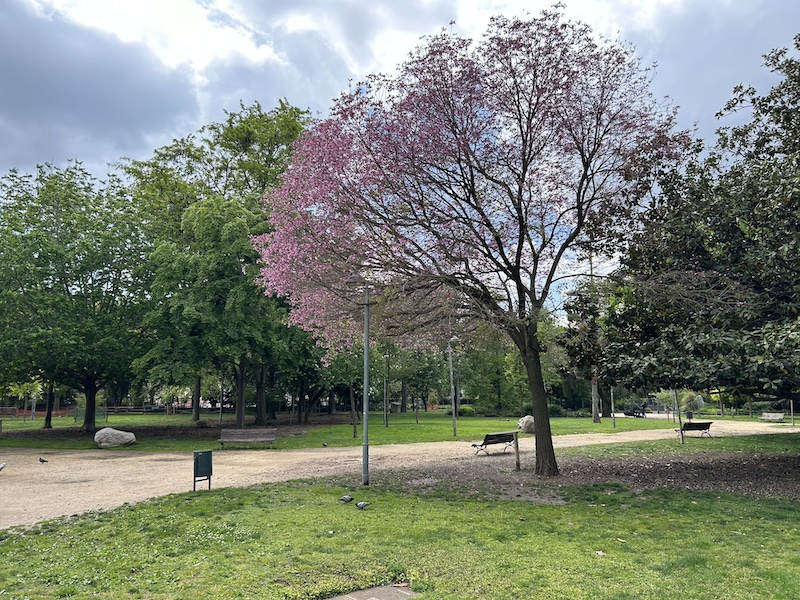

left=0, top=418, right=794, bottom=530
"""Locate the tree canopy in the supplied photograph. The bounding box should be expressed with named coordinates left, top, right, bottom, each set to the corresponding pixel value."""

left=598, top=35, right=800, bottom=403
left=257, top=8, right=686, bottom=475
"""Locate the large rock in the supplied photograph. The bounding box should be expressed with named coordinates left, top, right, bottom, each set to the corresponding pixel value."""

left=94, top=427, right=136, bottom=448
left=517, top=415, right=535, bottom=434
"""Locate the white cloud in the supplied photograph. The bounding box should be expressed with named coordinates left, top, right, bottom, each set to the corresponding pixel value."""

left=24, top=0, right=282, bottom=71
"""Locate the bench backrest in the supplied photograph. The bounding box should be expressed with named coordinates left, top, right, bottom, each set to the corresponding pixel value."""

left=761, top=413, right=785, bottom=419
left=683, top=422, right=711, bottom=430
left=483, top=432, right=516, bottom=444
left=220, top=428, right=276, bottom=439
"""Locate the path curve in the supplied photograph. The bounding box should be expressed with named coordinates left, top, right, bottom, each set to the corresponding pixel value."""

left=0, top=418, right=794, bottom=530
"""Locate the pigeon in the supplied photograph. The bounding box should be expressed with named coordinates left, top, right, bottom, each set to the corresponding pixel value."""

left=339, top=495, right=353, bottom=503
left=0, top=463, right=5, bottom=472
left=356, top=501, right=370, bottom=510
left=38, top=457, right=48, bottom=464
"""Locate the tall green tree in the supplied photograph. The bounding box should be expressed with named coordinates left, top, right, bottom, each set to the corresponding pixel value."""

left=127, top=101, right=311, bottom=425
left=602, top=36, right=800, bottom=403
left=0, top=163, right=148, bottom=431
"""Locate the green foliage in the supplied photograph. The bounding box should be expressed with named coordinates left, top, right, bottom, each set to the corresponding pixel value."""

left=124, top=101, right=312, bottom=425
left=601, top=37, right=800, bottom=402
left=0, top=162, right=150, bottom=431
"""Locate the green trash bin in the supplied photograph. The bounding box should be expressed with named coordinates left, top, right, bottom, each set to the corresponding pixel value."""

left=193, top=450, right=212, bottom=491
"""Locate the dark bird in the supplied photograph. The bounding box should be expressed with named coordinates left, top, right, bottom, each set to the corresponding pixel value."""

left=38, top=457, right=48, bottom=464
left=322, top=443, right=328, bottom=447
left=339, top=495, right=353, bottom=503
left=356, top=501, right=370, bottom=510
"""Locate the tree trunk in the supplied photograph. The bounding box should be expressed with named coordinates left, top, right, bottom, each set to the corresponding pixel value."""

left=302, top=388, right=323, bottom=424
left=591, top=375, right=602, bottom=423
left=513, top=328, right=559, bottom=476
left=80, top=379, right=100, bottom=433
left=266, top=368, right=277, bottom=420
left=235, top=358, right=246, bottom=429
left=254, top=366, right=268, bottom=426
left=43, top=381, right=55, bottom=429
left=192, top=375, right=202, bottom=422
left=401, top=380, right=408, bottom=412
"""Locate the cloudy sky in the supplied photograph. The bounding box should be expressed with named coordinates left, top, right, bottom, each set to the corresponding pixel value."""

left=2, top=0, right=798, bottom=176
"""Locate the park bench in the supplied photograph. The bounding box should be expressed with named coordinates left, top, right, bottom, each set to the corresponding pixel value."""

left=676, top=421, right=713, bottom=438
left=218, top=428, right=277, bottom=448
left=760, top=412, right=785, bottom=422
left=0, top=407, right=17, bottom=417
left=471, top=431, right=518, bottom=455
left=623, top=407, right=646, bottom=418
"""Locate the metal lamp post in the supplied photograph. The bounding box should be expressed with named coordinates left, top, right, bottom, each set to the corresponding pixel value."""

left=360, top=286, right=370, bottom=484
left=448, top=336, right=459, bottom=437
left=346, top=275, right=371, bottom=486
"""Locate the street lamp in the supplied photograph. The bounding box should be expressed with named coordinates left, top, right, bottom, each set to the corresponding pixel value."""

left=448, top=336, right=459, bottom=437
left=346, top=275, right=371, bottom=485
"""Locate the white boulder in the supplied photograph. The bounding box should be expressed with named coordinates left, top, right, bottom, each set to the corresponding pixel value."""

left=517, top=415, right=535, bottom=434
left=94, top=427, right=136, bottom=448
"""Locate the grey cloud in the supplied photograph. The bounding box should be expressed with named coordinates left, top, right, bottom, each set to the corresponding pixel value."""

left=200, top=0, right=457, bottom=121
left=623, top=0, right=800, bottom=144
left=0, top=0, right=199, bottom=174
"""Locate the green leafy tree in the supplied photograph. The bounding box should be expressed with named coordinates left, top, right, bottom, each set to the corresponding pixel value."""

left=603, top=36, right=800, bottom=403
left=0, top=163, right=148, bottom=431
left=127, top=101, right=311, bottom=425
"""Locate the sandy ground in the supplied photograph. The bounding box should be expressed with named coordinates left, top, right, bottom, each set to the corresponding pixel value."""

left=0, top=417, right=794, bottom=530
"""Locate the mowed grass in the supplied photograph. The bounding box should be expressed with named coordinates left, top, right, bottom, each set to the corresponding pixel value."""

left=0, top=412, right=798, bottom=599
left=0, top=411, right=684, bottom=452
left=0, top=448, right=798, bottom=599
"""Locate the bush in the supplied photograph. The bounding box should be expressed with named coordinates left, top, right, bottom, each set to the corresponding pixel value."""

left=459, top=405, right=476, bottom=416
left=473, top=405, right=500, bottom=417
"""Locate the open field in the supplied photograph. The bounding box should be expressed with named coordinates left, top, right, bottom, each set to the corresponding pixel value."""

left=0, top=415, right=797, bottom=598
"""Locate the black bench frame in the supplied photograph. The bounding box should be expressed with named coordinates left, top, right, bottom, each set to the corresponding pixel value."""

left=218, top=428, right=277, bottom=448
left=676, top=421, right=712, bottom=437
left=471, top=430, right=521, bottom=470
left=472, top=431, right=517, bottom=455
left=623, top=407, right=646, bottom=418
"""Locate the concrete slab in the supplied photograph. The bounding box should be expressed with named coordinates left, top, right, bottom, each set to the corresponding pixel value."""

left=325, top=584, right=417, bottom=600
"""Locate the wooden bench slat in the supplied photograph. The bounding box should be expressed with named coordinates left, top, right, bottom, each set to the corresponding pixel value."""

left=219, top=428, right=277, bottom=447
left=760, top=413, right=785, bottom=422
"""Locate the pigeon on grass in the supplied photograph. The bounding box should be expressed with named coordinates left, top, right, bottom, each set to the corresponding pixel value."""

left=356, top=501, right=370, bottom=510
left=339, top=495, right=353, bottom=503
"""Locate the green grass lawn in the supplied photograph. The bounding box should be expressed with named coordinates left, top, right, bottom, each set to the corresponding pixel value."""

left=0, top=410, right=798, bottom=598
left=0, top=438, right=798, bottom=599
left=0, top=411, right=685, bottom=452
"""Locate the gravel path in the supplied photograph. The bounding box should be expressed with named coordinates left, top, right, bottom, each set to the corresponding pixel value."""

left=0, top=418, right=794, bottom=530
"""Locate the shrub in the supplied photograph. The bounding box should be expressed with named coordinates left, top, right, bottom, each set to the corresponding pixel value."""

left=458, top=405, right=476, bottom=416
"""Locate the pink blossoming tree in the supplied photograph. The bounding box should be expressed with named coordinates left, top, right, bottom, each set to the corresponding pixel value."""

left=256, top=8, right=687, bottom=476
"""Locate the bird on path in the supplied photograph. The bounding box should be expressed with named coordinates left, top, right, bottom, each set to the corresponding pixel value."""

left=339, top=495, right=353, bottom=503
left=356, top=501, right=370, bottom=510
left=0, top=463, right=5, bottom=472
left=38, top=457, right=48, bottom=464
